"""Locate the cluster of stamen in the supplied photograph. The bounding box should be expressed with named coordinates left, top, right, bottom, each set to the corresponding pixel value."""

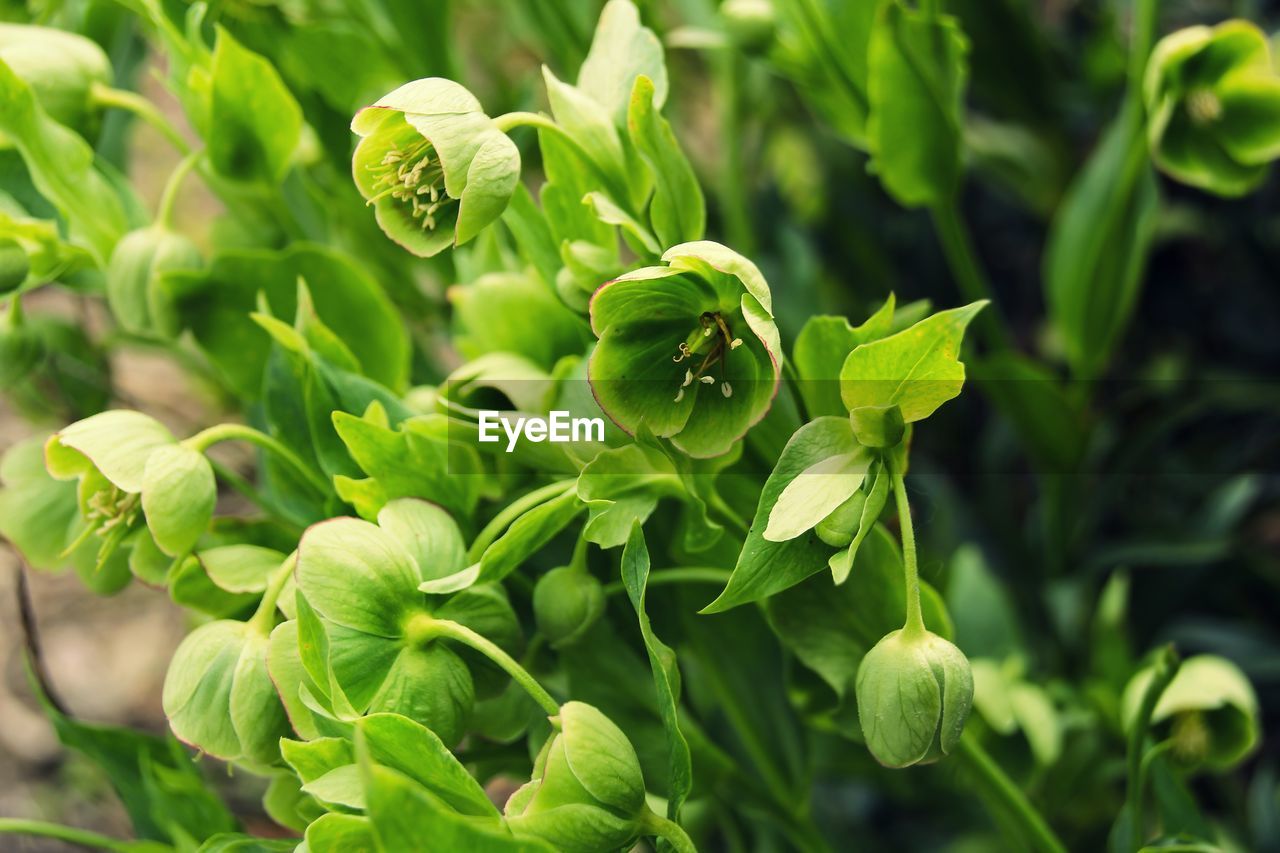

left=1186, top=88, right=1223, bottom=126
left=366, top=139, right=454, bottom=231
left=86, top=486, right=140, bottom=533
left=672, top=311, right=743, bottom=402
left=1170, top=710, right=1211, bottom=763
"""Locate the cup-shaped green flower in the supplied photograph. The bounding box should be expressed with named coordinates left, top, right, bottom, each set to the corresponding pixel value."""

left=0, top=24, right=110, bottom=133
left=533, top=565, right=605, bottom=649
left=1122, top=654, right=1260, bottom=771
left=588, top=241, right=781, bottom=458
left=294, top=499, right=521, bottom=745
left=45, top=411, right=215, bottom=561
left=505, top=701, right=647, bottom=853
left=1145, top=20, right=1280, bottom=196
left=856, top=627, right=974, bottom=768
left=352, top=78, right=520, bottom=257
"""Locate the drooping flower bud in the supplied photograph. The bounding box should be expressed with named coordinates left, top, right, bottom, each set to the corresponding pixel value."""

left=505, top=702, right=647, bottom=853
left=351, top=79, right=520, bottom=257
left=533, top=566, right=606, bottom=649
left=856, top=628, right=974, bottom=767
left=0, top=24, right=111, bottom=133
left=106, top=226, right=202, bottom=335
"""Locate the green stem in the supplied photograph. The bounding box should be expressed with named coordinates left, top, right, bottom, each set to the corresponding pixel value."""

left=1126, top=645, right=1181, bottom=851
left=929, top=199, right=1013, bottom=353
left=713, top=52, right=755, bottom=255
left=467, top=480, right=576, bottom=562
left=183, top=423, right=331, bottom=497
left=89, top=82, right=190, bottom=153
left=156, top=148, right=203, bottom=229
left=604, top=567, right=732, bottom=597
left=249, top=553, right=297, bottom=635
left=492, top=111, right=639, bottom=220
left=955, top=732, right=1067, bottom=853
left=0, top=818, right=136, bottom=852
left=890, top=456, right=925, bottom=636
left=424, top=617, right=559, bottom=715
left=708, top=489, right=750, bottom=537
left=1126, top=0, right=1159, bottom=103
left=640, top=807, right=697, bottom=853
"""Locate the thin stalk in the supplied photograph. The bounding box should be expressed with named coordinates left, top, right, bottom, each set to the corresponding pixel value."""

left=183, top=423, right=331, bottom=497
left=890, top=456, right=925, bottom=636
left=467, top=480, right=576, bottom=562
left=0, top=818, right=137, bottom=852
left=640, top=807, right=697, bottom=853
left=89, top=82, right=189, bottom=153
left=929, top=199, right=1013, bottom=353
left=248, top=554, right=297, bottom=635
left=955, top=732, right=1067, bottom=853
left=156, top=148, right=203, bottom=229
left=708, top=489, right=750, bottom=537
left=1126, top=645, right=1181, bottom=851
left=424, top=617, right=559, bottom=715
left=604, top=567, right=732, bottom=596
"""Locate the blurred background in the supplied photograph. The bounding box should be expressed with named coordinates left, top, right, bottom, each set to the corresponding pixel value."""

left=1, top=0, right=1279, bottom=849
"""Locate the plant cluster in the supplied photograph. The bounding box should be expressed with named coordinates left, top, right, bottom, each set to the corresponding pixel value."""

left=0, top=0, right=1276, bottom=851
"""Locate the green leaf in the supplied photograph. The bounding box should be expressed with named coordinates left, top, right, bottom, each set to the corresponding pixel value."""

left=305, top=813, right=376, bottom=853
left=1043, top=115, right=1158, bottom=379
left=451, top=272, right=592, bottom=369
left=141, top=444, right=216, bottom=557
left=866, top=3, right=969, bottom=207
left=26, top=668, right=235, bottom=844
left=162, top=243, right=409, bottom=397
left=357, top=713, right=498, bottom=817
left=792, top=295, right=897, bottom=418
left=839, top=301, right=985, bottom=422
left=578, top=0, right=667, bottom=126
left=703, top=416, right=856, bottom=612
left=360, top=758, right=545, bottom=852
left=764, top=448, right=871, bottom=542
left=0, top=56, right=127, bottom=261
left=627, top=75, right=704, bottom=248
left=620, top=524, right=692, bottom=819
left=209, top=27, right=303, bottom=183
left=334, top=411, right=481, bottom=521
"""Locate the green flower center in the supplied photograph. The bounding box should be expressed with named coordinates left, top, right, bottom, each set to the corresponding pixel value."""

left=86, top=486, right=140, bottom=533
left=672, top=311, right=742, bottom=402
left=1170, top=709, right=1210, bottom=763
left=1186, top=88, right=1222, bottom=126
left=365, top=138, right=456, bottom=232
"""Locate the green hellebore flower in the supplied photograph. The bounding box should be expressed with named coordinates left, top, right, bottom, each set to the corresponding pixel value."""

left=0, top=24, right=110, bottom=134
left=533, top=566, right=605, bottom=649
left=45, top=410, right=216, bottom=560
left=1122, top=654, right=1260, bottom=771
left=1145, top=20, right=1280, bottom=196
left=162, top=615, right=291, bottom=766
left=856, top=627, right=974, bottom=768
left=588, top=241, right=782, bottom=458
left=505, top=701, right=647, bottom=853
left=351, top=78, right=521, bottom=257
left=294, top=499, right=520, bottom=745
left=106, top=226, right=202, bottom=335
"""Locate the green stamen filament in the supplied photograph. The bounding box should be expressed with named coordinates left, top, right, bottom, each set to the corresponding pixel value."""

left=672, top=312, right=741, bottom=402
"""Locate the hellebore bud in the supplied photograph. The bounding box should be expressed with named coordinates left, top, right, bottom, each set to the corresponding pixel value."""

left=533, top=566, right=605, bottom=649
left=505, top=701, right=647, bottom=853
left=856, top=627, right=974, bottom=767
left=106, top=226, right=201, bottom=336
left=0, top=24, right=111, bottom=133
